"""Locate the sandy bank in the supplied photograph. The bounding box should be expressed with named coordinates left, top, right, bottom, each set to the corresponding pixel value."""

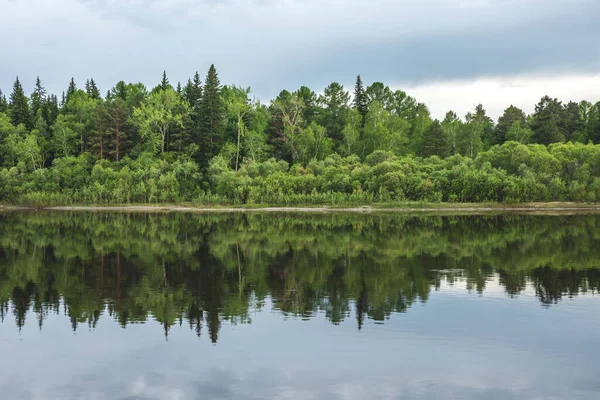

left=3, top=203, right=600, bottom=214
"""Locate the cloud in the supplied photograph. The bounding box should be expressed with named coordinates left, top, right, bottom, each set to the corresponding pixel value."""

left=0, top=0, right=598, bottom=112
left=404, top=73, right=600, bottom=120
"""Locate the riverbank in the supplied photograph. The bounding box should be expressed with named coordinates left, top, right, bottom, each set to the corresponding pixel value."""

left=3, top=202, right=600, bottom=213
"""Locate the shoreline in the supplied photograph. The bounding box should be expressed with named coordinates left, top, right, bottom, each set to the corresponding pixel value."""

left=4, top=203, right=600, bottom=214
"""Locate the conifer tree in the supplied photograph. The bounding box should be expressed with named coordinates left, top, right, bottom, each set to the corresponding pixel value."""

left=87, top=78, right=100, bottom=100
left=183, top=72, right=203, bottom=126
left=65, top=78, right=77, bottom=104
left=45, top=94, right=59, bottom=126
left=30, top=77, right=47, bottom=119
left=420, top=120, right=450, bottom=158
left=353, top=75, right=368, bottom=125
left=198, top=64, right=224, bottom=164
left=161, top=70, right=170, bottom=91
left=176, top=82, right=182, bottom=94
left=9, top=76, right=31, bottom=127
left=0, top=89, right=7, bottom=114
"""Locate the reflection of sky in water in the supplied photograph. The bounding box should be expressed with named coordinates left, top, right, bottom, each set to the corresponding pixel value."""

left=1, top=276, right=599, bottom=400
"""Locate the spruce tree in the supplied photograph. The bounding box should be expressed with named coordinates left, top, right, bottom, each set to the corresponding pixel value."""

left=30, top=77, right=47, bottom=119
left=176, top=81, right=182, bottom=94
left=197, top=64, right=223, bottom=164
left=9, top=76, right=31, bottom=127
left=420, top=120, right=450, bottom=158
left=0, top=89, right=7, bottom=114
left=45, top=94, right=59, bottom=126
left=87, top=78, right=100, bottom=99
left=161, top=70, right=170, bottom=91
left=353, top=75, right=368, bottom=125
left=184, top=71, right=203, bottom=125
left=65, top=78, right=77, bottom=104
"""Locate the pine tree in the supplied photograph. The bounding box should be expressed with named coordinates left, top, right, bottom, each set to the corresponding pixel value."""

left=87, top=78, right=100, bottom=99
left=197, top=64, right=224, bottom=164
left=45, top=94, right=59, bottom=126
left=183, top=72, right=203, bottom=124
left=176, top=81, right=182, bottom=94
left=353, top=75, right=368, bottom=125
left=30, top=77, right=47, bottom=119
left=0, top=89, right=7, bottom=114
left=65, top=78, right=77, bottom=104
left=9, top=76, right=31, bottom=127
left=161, top=70, right=170, bottom=91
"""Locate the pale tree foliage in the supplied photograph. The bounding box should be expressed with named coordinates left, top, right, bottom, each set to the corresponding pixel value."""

left=52, top=115, right=80, bottom=157
left=224, top=85, right=252, bottom=171
left=5, top=124, right=42, bottom=170
left=272, top=93, right=304, bottom=162
left=506, top=121, right=533, bottom=143
left=296, top=122, right=333, bottom=164
left=134, top=88, right=186, bottom=153
left=340, top=108, right=362, bottom=156
left=441, top=111, right=462, bottom=155
left=361, top=101, right=410, bottom=157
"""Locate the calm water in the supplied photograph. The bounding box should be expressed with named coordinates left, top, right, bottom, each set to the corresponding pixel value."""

left=0, top=212, right=599, bottom=400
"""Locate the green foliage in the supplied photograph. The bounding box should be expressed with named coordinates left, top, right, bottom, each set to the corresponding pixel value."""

left=0, top=73, right=599, bottom=205
left=198, top=64, right=224, bottom=165
left=9, top=77, right=31, bottom=128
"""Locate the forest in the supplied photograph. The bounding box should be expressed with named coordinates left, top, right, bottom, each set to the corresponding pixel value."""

left=2, top=67, right=600, bottom=204
left=1, top=212, right=599, bottom=340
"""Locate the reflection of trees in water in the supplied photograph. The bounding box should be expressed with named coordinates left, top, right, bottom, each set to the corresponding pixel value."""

left=0, top=212, right=600, bottom=341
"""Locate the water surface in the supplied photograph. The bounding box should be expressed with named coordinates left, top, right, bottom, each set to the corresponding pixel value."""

left=0, top=212, right=599, bottom=399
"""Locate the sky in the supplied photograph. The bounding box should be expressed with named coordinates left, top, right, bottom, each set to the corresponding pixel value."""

left=0, top=0, right=599, bottom=119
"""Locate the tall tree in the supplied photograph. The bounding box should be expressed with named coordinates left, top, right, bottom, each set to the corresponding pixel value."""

left=441, top=111, right=462, bottom=155
left=353, top=75, right=368, bottom=124
left=65, top=78, right=77, bottom=104
left=295, top=86, right=319, bottom=124
left=271, top=91, right=305, bottom=163
left=224, top=85, right=252, bottom=170
left=9, top=76, right=31, bottom=128
left=30, top=77, right=47, bottom=119
left=562, top=101, right=584, bottom=142
left=86, top=78, right=101, bottom=100
left=495, top=105, right=526, bottom=145
left=0, top=89, right=8, bottom=114
left=104, top=98, right=129, bottom=161
left=159, top=70, right=171, bottom=92
left=45, top=94, right=59, bottom=127
left=198, top=64, right=224, bottom=164
left=456, top=108, right=485, bottom=158
left=420, top=120, right=450, bottom=158
left=183, top=72, right=203, bottom=128
left=473, top=104, right=494, bottom=147
left=409, top=103, right=433, bottom=154
left=531, top=96, right=565, bottom=145
left=365, top=82, right=393, bottom=109
left=133, top=88, right=186, bottom=153
left=319, top=82, right=350, bottom=143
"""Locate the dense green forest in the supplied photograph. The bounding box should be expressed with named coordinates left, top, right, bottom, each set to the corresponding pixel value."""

left=2, top=68, right=600, bottom=204
left=1, top=212, right=599, bottom=340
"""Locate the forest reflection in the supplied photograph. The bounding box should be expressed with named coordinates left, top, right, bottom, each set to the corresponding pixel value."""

left=1, top=211, right=599, bottom=342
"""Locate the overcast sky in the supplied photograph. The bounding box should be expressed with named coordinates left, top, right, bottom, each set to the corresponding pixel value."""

left=1, top=0, right=599, bottom=119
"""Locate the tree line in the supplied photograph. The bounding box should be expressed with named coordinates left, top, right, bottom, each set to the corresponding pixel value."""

left=1, top=67, right=600, bottom=204
left=1, top=212, right=600, bottom=338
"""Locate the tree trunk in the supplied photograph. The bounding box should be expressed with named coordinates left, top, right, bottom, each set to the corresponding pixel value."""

left=115, top=120, right=120, bottom=161
left=235, top=115, right=242, bottom=171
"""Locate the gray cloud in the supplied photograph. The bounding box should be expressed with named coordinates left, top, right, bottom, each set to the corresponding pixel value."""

left=0, top=0, right=598, bottom=102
